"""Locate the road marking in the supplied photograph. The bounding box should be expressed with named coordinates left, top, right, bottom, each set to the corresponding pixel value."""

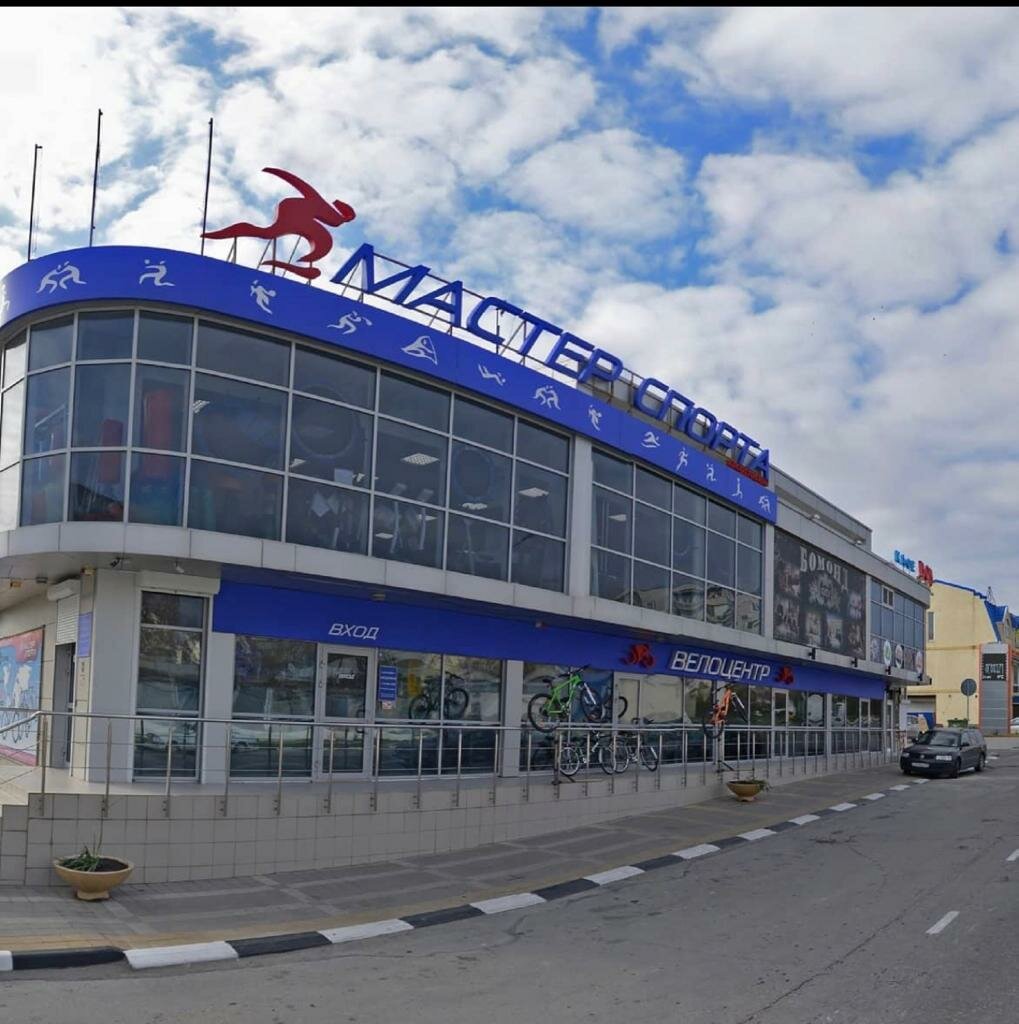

left=913, top=778, right=929, bottom=784
left=788, top=814, right=820, bottom=826
left=125, top=941, right=237, bottom=970
left=863, top=793, right=885, bottom=801
left=584, top=865, right=645, bottom=885
left=471, top=893, right=546, bottom=914
left=890, top=784, right=910, bottom=791
left=1006, top=849, right=1019, bottom=863
left=320, top=919, right=414, bottom=944
left=0, top=951, right=12, bottom=972
left=673, top=843, right=720, bottom=859
left=989, top=755, right=999, bottom=760
left=738, top=828, right=776, bottom=842
left=926, top=911, right=959, bottom=935
left=829, top=802, right=857, bottom=812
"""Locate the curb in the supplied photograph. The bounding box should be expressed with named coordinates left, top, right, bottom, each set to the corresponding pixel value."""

left=0, top=777, right=936, bottom=972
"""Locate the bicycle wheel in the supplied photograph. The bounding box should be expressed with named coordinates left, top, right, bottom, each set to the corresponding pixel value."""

left=443, top=686, right=469, bottom=719
left=702, top=712, right=725, bottom=739
left=579, top=685, right=603, bottom=722
left=408, top=694, right=432, bottom=720
left=614, top=694, right=629, bottom=721
left=528, top=692, right=557, bottom=732
left=639, top=739, right=660, bottom=772
left=559, top=742, right=583, bottom=777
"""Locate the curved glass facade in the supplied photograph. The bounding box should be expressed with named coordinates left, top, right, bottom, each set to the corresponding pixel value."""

left=0, top=308, right=571, bottom=591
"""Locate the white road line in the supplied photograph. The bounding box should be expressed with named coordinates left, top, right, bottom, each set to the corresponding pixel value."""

left=1006, top=849, right=1019, bottom=863
left=584, top=865, right=645, bottom=885
left=738, top=828, right=776, bottom=842
left=829, top=802, right=857, bottom=812
left=789, top=814, right=820, bottom=826
left=673, top=843, right=720, bottom=859
left=125, top=941, right=238, bottom=970
left=863, top=793, right=885, bottom=801
left=320, top=919, right=414, bottom=944
left=471, top=893, right=546, bottom=914
left=0, top=951, right=12, bottom=972
left=913, top=778, right=929, bottom=784
left=989, top=755, right=1000, bottom=760
left=889, top=784, right=910, bottom=791
left=926, top=911, right=959, bottom=935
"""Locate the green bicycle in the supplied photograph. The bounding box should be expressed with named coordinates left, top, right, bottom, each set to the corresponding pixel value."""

left=527, top=666, right=628, bottom=733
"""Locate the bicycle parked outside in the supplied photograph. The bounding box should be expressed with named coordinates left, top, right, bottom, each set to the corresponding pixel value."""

left=619, top=718, right=661, bottom=772
left=527, top=666, right=628, bottom=732
left=531, top=728, right=628, bottom=777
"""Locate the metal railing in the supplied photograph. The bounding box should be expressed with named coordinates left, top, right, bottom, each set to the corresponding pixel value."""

left=0, top=705, right=910, bottom=819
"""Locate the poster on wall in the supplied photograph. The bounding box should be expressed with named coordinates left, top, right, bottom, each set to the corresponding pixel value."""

left=774, top=532, right=866, bottom=659
left=0, top=627, right=44, bottom=766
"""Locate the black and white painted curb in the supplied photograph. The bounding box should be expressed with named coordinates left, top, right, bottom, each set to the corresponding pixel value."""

left=0, top=775, right=951, bottom=972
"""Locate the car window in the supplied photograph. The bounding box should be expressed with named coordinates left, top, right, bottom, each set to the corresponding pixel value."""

left=915, top=730, right=960, bottom=747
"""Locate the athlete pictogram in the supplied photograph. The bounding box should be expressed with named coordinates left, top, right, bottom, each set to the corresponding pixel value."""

left=202, top=167, right=356, bottom=281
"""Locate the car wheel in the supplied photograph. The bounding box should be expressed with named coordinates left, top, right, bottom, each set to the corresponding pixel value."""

left=975, top=753, right=986, bottom=773
left=901, top=766, right=911, bottom=775
left=949, top=759, right=961, bottom=778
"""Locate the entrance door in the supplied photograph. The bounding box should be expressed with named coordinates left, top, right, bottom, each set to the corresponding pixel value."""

left=315, top=646, right=374, bottom=777
left=50, top=642, right=76, bottom=768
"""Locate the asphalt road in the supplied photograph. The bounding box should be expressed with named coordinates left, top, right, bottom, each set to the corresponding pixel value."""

left=4, top=753, right=1019, bottom=1024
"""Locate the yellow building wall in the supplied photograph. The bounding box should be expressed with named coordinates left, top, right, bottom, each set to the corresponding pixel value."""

left=908, top=583, right=995, bottom=726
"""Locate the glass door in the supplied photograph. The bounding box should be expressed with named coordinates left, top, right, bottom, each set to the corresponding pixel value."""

left=315, top=646, right=374, bottom=778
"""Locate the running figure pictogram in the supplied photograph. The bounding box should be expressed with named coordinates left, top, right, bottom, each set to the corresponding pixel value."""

left=203, top=167, right=356, bottom=281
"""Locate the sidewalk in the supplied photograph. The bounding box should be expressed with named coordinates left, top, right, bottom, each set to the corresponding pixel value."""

left=0, top=759, right=922, bottom=952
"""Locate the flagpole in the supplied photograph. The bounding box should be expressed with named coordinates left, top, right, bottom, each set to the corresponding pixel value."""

left=89, top=108, right=103, bottom=247
left=27, top=144, right=42, bottom=261
left=200, top=117, right=214, bottom=255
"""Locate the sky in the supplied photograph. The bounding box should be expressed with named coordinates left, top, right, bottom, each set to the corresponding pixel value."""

left=2, top=7, right=1018, bottom=605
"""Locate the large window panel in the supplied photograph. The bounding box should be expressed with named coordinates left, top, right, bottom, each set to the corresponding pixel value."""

left=708, top=502, right=736, bottom=537
left=293, top=347, right=374, bottom=409
left=673, top=518, right=705, bottom=575
left=674, top=484, right=705, bottom=524
left=77, top=311, right=134, bottom=361
left=24, top=366, right=69, bottom=453
left=133, top=364, right=189, bottom=452
left=374, top=419, right=447, bottom=504
left=20, top=453, right=64, bottom=525
left=516, top=421, right=569, bottom=472
left=454, top=398, right=513, bottom=453
left=706, top=585, right=735, bottom=628
left=512, top=532, right=564, bottom=591
left=3, top=334, right=26, bottom=386
left=593, top=449, right=632, bottom=493
left=736, top=544, right=762, bottom=595
left=636, top=467, right=671, bottom=509
left=196, top=321, right=290, bottom=385
left=375, top=650, right=443, bottom=721
left=137, top=628, right=203, bottom=712
left=137, top=311, right=193, bottom=365
left=286, top=478, right=368, bottom=554
left=188, top=460, right=282, bottom=539
left=632, top=560, right=670, bottom=612
left=72, top=362, right=130, bottom=447
left=0, top=464, right=19, bottom=530
left=371, top=497, right=443, bottom=567
left=673, top=573, right=705, bottom=620
left=28, top=317, right=73, bottom=372
left=142, top=592, right=205, bottom=628
left=289, top=396, right=372, bottom=486
left=442, top=655, right=503, bottom=722
left=591, top=548, right=631, bottom=603
left=378, top=373, right=449, bottom=431
left=232, top=635, right=317, bottom=717
left=449, top=442, right=511, bottom=522
left=634, top=502, right=670, bottom=566
left=446, top=515, right=509, bottom=580
left=515, top=462, right=567, bottom=537
left=0, top=380, right=24, bottom=468
left=69, top=451, right=125, bottom=521
left=736, top=593, right=761, bottom=634
left=592, top=486, right=631, bottom=553
left=129, top=453, right=185, bottom=526
left=706, top=532, right=736, bottom=587
left=191, top=374, right=287, bottom=469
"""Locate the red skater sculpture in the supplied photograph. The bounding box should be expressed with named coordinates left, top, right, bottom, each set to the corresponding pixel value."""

left=203, top=167, right=356, bottom=280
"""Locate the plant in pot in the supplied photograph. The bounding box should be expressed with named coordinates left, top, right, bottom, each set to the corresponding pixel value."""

left=53, top=836, right=134, bottom=901
left=726, top=777, right=769, bottom=802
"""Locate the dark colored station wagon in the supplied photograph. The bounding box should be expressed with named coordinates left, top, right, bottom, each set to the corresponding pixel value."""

left=900, top=728, right=987, bottom=778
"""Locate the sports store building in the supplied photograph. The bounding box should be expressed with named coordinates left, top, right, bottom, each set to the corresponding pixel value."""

left=0, top=227, right=930, bottom=880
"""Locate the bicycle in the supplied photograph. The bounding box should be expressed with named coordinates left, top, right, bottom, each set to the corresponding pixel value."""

left=408, top=672, right=470, bottom=720
left=620, top=717, right=661, bottom=772
left=533, top=728, right=628, bottom=777
left=701, top=684, right=748, bottom=739
left=527, top=667, right=628, bottom=733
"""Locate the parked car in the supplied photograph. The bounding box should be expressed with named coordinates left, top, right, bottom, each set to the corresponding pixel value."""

left=900, top=728, right=987, bottom=778
left=1010, top=717, right=1019, bottom=735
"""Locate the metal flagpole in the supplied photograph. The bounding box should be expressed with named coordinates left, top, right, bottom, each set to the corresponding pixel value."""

left=200, top=117, right=214, bottom=255
left=27, top=144, right=42, bottom=261
left=89, top=108, right=103, bottom=246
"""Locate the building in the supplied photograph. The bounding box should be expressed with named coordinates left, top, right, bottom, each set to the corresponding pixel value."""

left=0, top=207, right=930, bottom=882
left=908, top=581, right=1019, bottom=732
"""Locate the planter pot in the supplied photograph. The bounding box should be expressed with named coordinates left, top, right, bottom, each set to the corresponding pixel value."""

left=53, top=858, right=134, bottom=901
left=727, top=780, right=766, bottom=803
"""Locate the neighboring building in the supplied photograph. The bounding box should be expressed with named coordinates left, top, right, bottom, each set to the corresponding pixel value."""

left=908, top=581, right=1019, bottom=733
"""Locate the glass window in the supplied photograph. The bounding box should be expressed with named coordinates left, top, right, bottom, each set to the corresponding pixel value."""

left=591, top=548, right=631, bottom=603
left=593, top=449, right=632, bottom=493
left=633, top=560, right=670, bottom=612
left=673, top=574, right=705, bottom=620
left=28, top=316, right=73, bottom=371
left=136, top=628, right=203, bottom=712
left=516, top=420, right=569, bottom=472
left=738, top=515, right=762, bottom=548
left=24, top=366, right=69, bottom=453
left=230, top=722, right=312, bottom=779
left=137, top=311, right=193, bottom=364
left=293, top=347, right=374, bottom=409
left=69, top=451, right=125, bottom=521
left=592, top=486, right=631, bottom=553
left=20, top=453, right=64, bottom=525
left=3, top=334, right=26, bottom=387
left=285, top=478, right=368, bottom=554
left=446, top=515, right=509, bottom=580
left=289, top=396, right=372, bottom=486
left=514, top=462, right=567, bottom=537
left=706, top=585, right=735, bottom=628
left=707, top=502, right=736, bottom=537
left=232, top=635, right=316, bottom=717
left=374, top=418, right=447, bottom=504
left=375, top=650, right=443, bottom=720
left=378, top=373, right=448, bottom=431
left=735, top=594, right=761, bottom=633
left=141, top=592, right=205, bottom=628
left=72, top=363, right=130, bottom=447
left=684, top=679, right=713, bottom=725
left=449, top=442, right=511, bottom=522
left=0, top=380, right=24, bottom=468
left=807, top=692, right=826, bottom=727
left=635, top=467, right=670, bottom=509
left=454, top=398, right=513, bottom=453
left=674, top=484, right=705, bottom=523
left=788, top=690, right=807, bottom=727
left=133, top=364, right=189, bottom=452
left=640, top=675, right=684, bottom=724
left=196, top=321, right=290, bottom=385
left=322, top=650, right=369, bottom=719
left=0, top=464, right=19, bottom=531
left=77, top=310, right=134, bottom=361
left=634, top=503, right=670, bottom=566
left=371, top=498, right=443, bottom=568
left=749, top=685, right=771, bottom=726
left=512, top=532, right=564, bottom=591
left=706, top=532, right=736, bottom=586
left=192, top=374, right=287, bottom=469
left=188, top=460, right=282, bottom=539
left=736, top=544, right=762, bottom=595
left=673, top=519, right=705, bottom=575
left=442, top=655, right=503, bottom=722
left=129, top=453, right=185, bottom=526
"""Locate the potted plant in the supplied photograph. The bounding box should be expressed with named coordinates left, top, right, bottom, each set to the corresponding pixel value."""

left=726, top=777, right=769, bottom=802
left=53, top=845, right=134, bottom=901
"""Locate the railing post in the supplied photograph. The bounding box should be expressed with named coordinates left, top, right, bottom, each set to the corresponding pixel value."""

left=102, top=718, right=112, bottom=819
left=274, top=726, right=284, bottom=816
left=220, top=721, right=231, bottom=817
left=325, top=728, right=335, bottom=814
left=633, top=727, right=641, bottom=792
left=682, top=727, right=688, bottom=787
left=554, top=729, right=562, bottom=797
left=371, top=727, right=380, bottom=812
left=37, top=716, right=48, bottom=815
left=490, top=731, right=499, bottom=806
left=453, top=729, right=463, bottom=808
left=415, top=728, right=424, bottom=810
left=584, top=729, right=591, bottom=796
left=701, top=729, right=707, bottom=785
left=162, top=724, right=174, bottom=818
left=524, top=730, right=532, bottom=802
